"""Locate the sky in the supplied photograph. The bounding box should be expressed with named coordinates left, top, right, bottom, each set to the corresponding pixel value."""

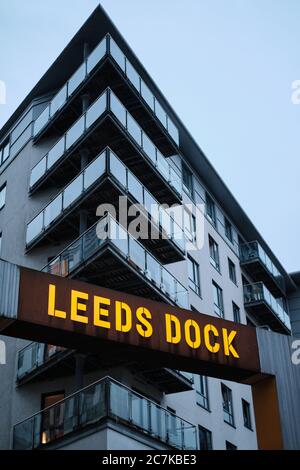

left=0, top=0, right=299, bottom=273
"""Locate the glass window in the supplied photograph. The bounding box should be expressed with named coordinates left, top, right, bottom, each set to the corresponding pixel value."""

left=225, top=217, right=233, bottom=243
left=194, top=375, right=209, bottom=410
left=110, top=38, right=126, bottom=72
left=198, top=425, right=213, bottom=450
left=226, top=441, right=237, bottom=450
left=127, top=114, right=142, bottom=146
left=50, top=85, right=67, bottom=117
left=184, top=210, right=196, bottom=244
left=212, top=281, right=224, bottom=317
left=188, top=256, right=201, bottom=296
left=0, top=232, right=2, bottom=254
left=0, top=183, right=6, bottom=210
left=110, top=92, right=126, bottom=127
left=141, top=80, right=154, bottom=111
left=47, top=136, right=65, bottom=169
left=221, top=383, right=234, bottom=426
left=242, top=399, right=252, bottom=430
left=11, top=110, right=33, bottom=144
left=154, top=99, right=167, bottom=127
left=206, top=193, right=216, bottom=227
left=65, top=115, right=85, bottom=150
left=228, top=258, right=237, bottom=284
left=1, top=139, right=10, bottom=164
left=126, top=60, right=140, bottom=92
left=209, top=236, right=220, bottom=271
left=232, top=302, right=241, bottom=323
left=87, top=38, right=106, bottom=74
left=182, top=163, right=193, bottom=198
left=9, top=125, right=32, bottom=158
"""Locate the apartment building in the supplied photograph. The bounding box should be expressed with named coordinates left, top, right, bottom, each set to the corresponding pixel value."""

left=0, top=5, right=296, bottom=450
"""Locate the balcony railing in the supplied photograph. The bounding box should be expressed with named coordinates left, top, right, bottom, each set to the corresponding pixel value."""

left=13, top=377, right=197, bottom=450
left=243, top=282, right=291, bottom=331
left=30, top=89, right=182, bottom=197
left=42, top=214, right=189, bottom=309
left=17, top=343, right=68, bottom=381
left=240, top=241, right=285, bottom=293
left=27, top=147, right=186, bottom=252
left=33, top=35, right=179, bottom=146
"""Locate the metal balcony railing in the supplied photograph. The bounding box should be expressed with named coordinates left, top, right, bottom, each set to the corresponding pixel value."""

left=17, top=343, right=68, bottom=381
left=13, top=377, right=197, bottom=450
left=42, top=214, right=189, bottom=309
left=33, top=35, right=179, bottom=146
left=243, top=282, right=291, bottom=331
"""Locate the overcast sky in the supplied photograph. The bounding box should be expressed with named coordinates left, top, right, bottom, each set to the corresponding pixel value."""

left=0, top=0, right=299, bottom=273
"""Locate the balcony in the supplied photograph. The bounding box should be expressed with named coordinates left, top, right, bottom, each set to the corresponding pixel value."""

left=30, top=89, right=182, bottom=206
left=243, top=282, right=291, bottom=333
left=26, top=148, right=186, bottom=264
left=33, top=35, right=179, bottom=154
left=42, top=214, right=189, bottom=309
left=13, top=377, right=197, bottom=450
left=240, top=241, right=285, bottom=297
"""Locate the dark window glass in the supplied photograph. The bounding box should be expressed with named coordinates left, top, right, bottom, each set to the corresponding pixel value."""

left=0, top=183, right=7, bottom=210
left=225, top=218, right=233, bottom=242
left=212, top=281, right=224, bottom=318
left=232, top=302, right=241, bottom=323
left=209, top=236, right=220, bottom=271
left=199, top=425, right=213, bottom=450
left=228, top=258, right=237, bottom=284
left=188, top=256, right=201, bottom=296
left=242, top=399, right=252, bottom=430
left=206, top=193, right=216, bottom=227
left=226, top=441, right=237, bottom=450
left=182, top=164, right=194, bottom=198
left=194, top=375, right=209, bottom=410
left=221, top=383, right=234, bottom=426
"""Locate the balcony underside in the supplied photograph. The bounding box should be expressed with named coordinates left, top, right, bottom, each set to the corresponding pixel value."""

left=31, top=115, right=180, bottom=206
left=245, top=301, right=289, bottom=334
left=241, top=259, right=284, bottom=298
left=27, top=178, right=184, bottom=264
left=34, top=57, right=177, bottom=158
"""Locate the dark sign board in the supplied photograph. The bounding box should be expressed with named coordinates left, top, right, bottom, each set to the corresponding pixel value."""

left=0, top=264, right=261, bottom=382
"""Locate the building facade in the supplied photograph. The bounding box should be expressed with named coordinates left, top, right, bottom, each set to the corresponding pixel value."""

left=0, top=5, right=297, bottom=450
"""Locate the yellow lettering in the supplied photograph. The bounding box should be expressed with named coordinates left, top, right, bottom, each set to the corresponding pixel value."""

left=94, top=296, right=111, bottom=329
left=204, top=324, right=220, bottom=353
left=47, top=284, right=66, bottom=319
left=165, top=314, right=181, bottom=344
left=222, top=328, right=239, bottom=358
left=71, top=290, right=88, bottom=324
left=136, top=307, right=153, bottom=338
left=184, top=319, right=201, bottom=349
left=115, top=301, right=132, bottom=332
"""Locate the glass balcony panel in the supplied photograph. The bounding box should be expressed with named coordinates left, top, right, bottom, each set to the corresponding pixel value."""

left=17, top=343, right=36, bottom=379
left=126, top=60, right=140, bottom=92
left=68, top=63, right=86, bottom=96
left=144, top=190, right=159, bottom=224
left=87, top=38, right=106, bottom=74
left=128, top=172, right=143, bottom=204
left=84, top=151, right=106, bottom=189
left=110, top=92, right=126, bottom=127
left=154, top=99, right=167, bottom=128
left=62, top=397, right=77, bottom=436
left=162, top=269, right=176, bottom=300
left=141, top=80, right=154, bottom=111
left=109, top=381, right=130, bottom=422
left=83, top=224, right=104, bottom=260
left=85, top=92, right=107, bottom=129
left=50, top=85, right=67, bottom=117
left=66, top=115, right=85, bottom=150
left=109, top=219, right=129, bottom=256
left=30, top=157, right=47, bottom=187
left=27, top=212, right=44, bottom=244
left=156, top=150, right=170, bottom=180
left=127, top=114, right=142, bottom=146
left=129, top=237, right=145, bottom=271
left=63, top=174, right=83, bottom=210
left=109, top=151, right=127, bottom=188
left=44, top=193, right=63, bottom=228
left=160, top=208, right=172, bottom=239
left=257, top=243, right=266, bottom=265
left=34, top=107, right=49, bottom=136
left=131, top=395, right=148, bottom=430
left=167, top=117, right=179, bottom=145
left=145, top=253, right=161, bottom=286
left=142, top=133, right=156, bottom=164
left=47, top=136, right=65, bottom=169
left=168, top=415, right=182, bottom=449
left=13, top=418, right=34, bottom=450
left=110, top=38, right=126, bottom=72
left=172, top=221, right=185, bottom=252
left=80, top=383, right=105, bottom=426
left=169, top=167, right=182, bottom=195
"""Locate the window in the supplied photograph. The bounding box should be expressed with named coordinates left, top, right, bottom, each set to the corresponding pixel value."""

left=206, top=193, right=216, bottom=227
left=212, top=281, right=224, bottom=317
left=41, top=390, right=65, bottom=444
left=225, top=218, right=233, bottom=242
left=228, top=258, right=237, bottom=284
left=0, top=233, right=2, bottom=254
left=221, top=383, right=234, bottom=426
left=232, top=302, right=241, bottom=323
left=194, top=375, right=209, bottom=410
left=0, top=139, right=10, bottom=165
left=182, top=163, right=193, bottom=198
left=199, top=425, right=213, bottom=450
left=184, top=209, right=196, bottom=243
left=209, top=236, right=220, bottom=271
left=188, top=256, right=201, bottom=296
left=0, top=184, right=6, bottom=210
left=242, top=399, right=252, bottom=430
left=226, top=441, right=237, bottom=450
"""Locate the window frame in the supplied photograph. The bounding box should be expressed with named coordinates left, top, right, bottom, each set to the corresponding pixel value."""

left=194, top=375, right=210, bottom=410
left=188, top=256, right=201, bottom=296
left=209, top=235, right=220, bottom=272
left=242, top=398, right=253, bottom=430
left=224, top=217, right=233, bottom=243
left=182, top=163, right=194, bottom=199
left=221, top=383, right=235, bottom=427
left=212, top=281, right=224, bottom=318
left=206, top=193, right=217, bottom=227
left=0, top=183, right=7, bottom=210
left=228, top=257, right=237, bottom=284
left=232, top=301, right=241, bottom=323
left=198, top=425, right=213, bottom=450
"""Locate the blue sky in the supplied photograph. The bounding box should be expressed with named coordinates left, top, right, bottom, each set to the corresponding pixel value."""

left=0, top=0, right=299, bottom=272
